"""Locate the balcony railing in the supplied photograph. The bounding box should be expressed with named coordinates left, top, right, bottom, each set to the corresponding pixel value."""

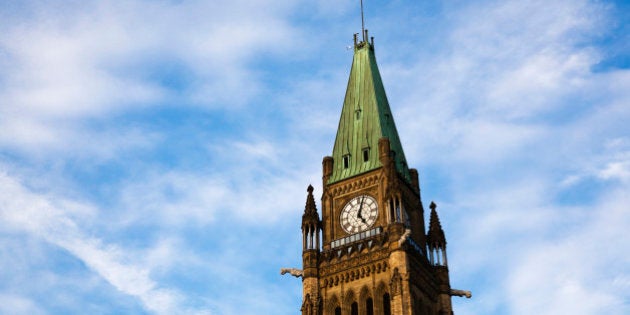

left=330, top=227, right=383, bottom=249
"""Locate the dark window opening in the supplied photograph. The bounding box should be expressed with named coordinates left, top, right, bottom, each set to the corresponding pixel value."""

left=351, top=302, right=358, bottom=315
left=366, top=298, right=374, bottom=315
left=363, top=148, right=370, bottom=162
left=383, top=294, right=391, bottom=315
left=355, top=109, right=362, bottom=120
left=334, top=306, right=341, bottom=315
left=389, top=199, right=395, bottom=223
left=343, top=155, right=350, bottom=169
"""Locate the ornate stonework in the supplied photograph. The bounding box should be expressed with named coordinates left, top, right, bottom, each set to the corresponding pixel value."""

left=390, top=267, right=402, bottom=296
left=289, top=31, right=467, bottom=315
left=329, top=174, right=380, bottom=196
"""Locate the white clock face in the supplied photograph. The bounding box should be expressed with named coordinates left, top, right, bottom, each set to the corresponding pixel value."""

left=340, top=195, right=378, bottom=234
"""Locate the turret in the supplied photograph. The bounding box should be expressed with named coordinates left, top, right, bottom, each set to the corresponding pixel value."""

left=301, top=185, right=321, bottom=315
left=302, top=185, right=321, bottom=253
left=427, top=202, right=454, bottom=314
left=427, top=202, right=447, bottom=266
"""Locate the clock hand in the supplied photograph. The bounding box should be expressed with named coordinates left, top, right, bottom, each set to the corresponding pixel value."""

left=357, top=196, right=367, bottom=224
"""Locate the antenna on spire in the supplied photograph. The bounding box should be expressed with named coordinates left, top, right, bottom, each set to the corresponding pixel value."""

left=360, top=0, right=366, bottom=42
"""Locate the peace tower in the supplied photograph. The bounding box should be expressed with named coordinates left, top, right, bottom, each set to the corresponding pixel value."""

left=283, top=29, right=470, bottom=315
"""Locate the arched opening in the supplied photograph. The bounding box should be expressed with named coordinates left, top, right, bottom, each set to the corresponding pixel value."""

left=366, top=297, right=374, bottom=315
left=351, top=302, right=358, bottom=315
left=389, top=199, right=395, bottom=223
left=328, top=295, right=340, bottom=315
left=374, top=281, right=388, bottom=315
left=383, top=293, right=391, bottom=315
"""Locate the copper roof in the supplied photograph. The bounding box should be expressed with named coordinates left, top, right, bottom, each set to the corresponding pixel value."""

left=329, top=38, right=410, bottom=184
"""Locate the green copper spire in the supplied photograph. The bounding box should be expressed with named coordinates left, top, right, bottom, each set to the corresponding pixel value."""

left=329, top=33, right=410, bottom=184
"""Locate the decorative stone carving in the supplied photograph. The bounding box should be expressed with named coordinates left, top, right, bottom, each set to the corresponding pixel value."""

left=320, top=248, right=389, bottom=277
left=330, top=174, right=379, bottom=196
left=390, top=267, right=402, bottom=296
left=320, top=259, right=390, bottom=288
left=280, top=268, right=304, bottom=278
left=450, top=289, right=472, bottom=298
left=398, top=228, right=412, bottom=246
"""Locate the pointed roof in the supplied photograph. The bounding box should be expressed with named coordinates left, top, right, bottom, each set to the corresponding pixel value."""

left=302, top=185, right=319, bottom=225
left=427, top=201, right=446, bottom=247
left=329, top=34, right=410, bottom=184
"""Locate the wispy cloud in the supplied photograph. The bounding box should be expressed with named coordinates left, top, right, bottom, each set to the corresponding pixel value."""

left=0, top=0, right=628, bottom=314
left=0, top=171, right=208, bottom=314
left=0, top=0, right=300, bottom=154
left=371, top=1, right=630, bottom=314
left=0, top=294, right=45, bottom=315
left=506, top=186, right=630, bottom=314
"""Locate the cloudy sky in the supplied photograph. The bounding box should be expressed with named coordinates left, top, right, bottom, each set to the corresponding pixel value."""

left=0, top=0, right=628, bottom=314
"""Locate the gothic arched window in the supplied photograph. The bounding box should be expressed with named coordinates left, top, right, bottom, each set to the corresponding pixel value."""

left=383, top=293, right=391, bottom=315
left=351, top=302, right=358, bottom=315
left=366, top=297, right=374, bottom=315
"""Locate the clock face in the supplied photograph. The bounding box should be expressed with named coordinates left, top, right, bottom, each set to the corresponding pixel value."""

left=340, top=195, right=378, bottom=234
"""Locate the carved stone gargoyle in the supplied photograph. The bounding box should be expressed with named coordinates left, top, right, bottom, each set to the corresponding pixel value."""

left=450, top=289, right=472, bottom=298
left=280, top=268, right=303, bottom=278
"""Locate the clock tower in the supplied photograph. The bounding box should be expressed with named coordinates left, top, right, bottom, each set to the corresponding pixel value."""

left=295, top=30, right=469, bottom=315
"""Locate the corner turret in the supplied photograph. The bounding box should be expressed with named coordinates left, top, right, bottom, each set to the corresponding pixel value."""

left=302, top=185, right=321, bottom=252
left=427, top=201, right=447, bottom=266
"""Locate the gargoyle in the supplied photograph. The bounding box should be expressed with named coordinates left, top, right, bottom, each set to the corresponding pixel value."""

left=398, top=229, right=412, bottom=246
left=450, top=289, right=472, bottom=298
left=280, top=268, right=303, bottom=278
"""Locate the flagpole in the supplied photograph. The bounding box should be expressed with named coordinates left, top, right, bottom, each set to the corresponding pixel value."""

left=360, top=0, right=365, bottom=41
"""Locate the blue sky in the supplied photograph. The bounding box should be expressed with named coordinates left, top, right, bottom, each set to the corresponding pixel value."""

left=0, top=0, right=629, bottom=314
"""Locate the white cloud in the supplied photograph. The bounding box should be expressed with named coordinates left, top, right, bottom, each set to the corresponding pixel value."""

left=0, top=170, right=208, bottom=314
left=484, top=49, right=595, bottom=118
left=447, top=176, right=630, bottom=315
left=115, top=138, right=318, bottom=226
left=0, top=293, right=45, bottom=315
left=506, top=186, right=630, bottom=314
left=0, top=0, right=628, bottom=314
left=379, top=1, right=630, bottom=314
left=557, top=134, right=630, bottom=189
left=598, top=160, right=630, bottom=182
left=0, top=0, right=300, bottom=154
left=116, top=170, right=230, bottom=226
